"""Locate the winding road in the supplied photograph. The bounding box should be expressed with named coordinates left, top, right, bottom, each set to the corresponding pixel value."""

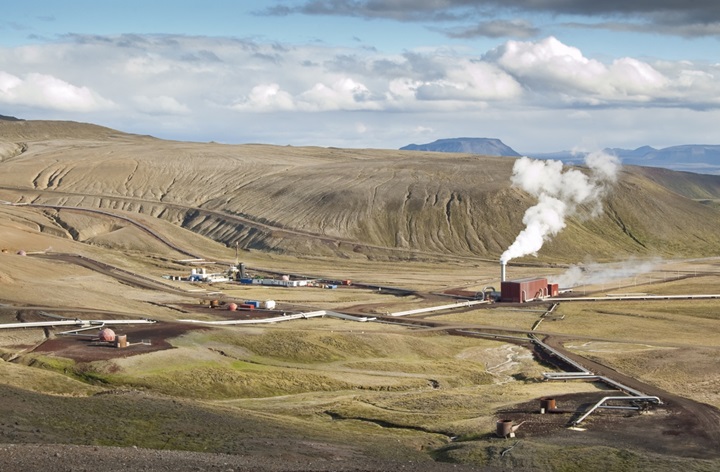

left=3, top=187, right=720, bottom=451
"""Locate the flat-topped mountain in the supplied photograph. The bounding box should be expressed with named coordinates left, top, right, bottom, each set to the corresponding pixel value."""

left=400, top=137, right=521, bottom=157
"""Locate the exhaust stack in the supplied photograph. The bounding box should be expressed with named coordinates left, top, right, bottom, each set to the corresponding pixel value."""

left=500, top=261, right=507, bottom=282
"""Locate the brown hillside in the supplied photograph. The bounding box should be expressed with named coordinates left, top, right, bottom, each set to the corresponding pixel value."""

left=0, top=119, right=132, bottom=141
left=631, top=166, right=720, bottom=200
left=0, top=119, right=718, bottom=263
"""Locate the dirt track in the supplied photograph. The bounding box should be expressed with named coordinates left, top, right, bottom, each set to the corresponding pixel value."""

left=540, top=335, right=720, bottom=456
left=5, top=192, right=720, bottom=466
left=7, top=190, right=513, bottom=265
left=32, top=253, right=191, bottom=295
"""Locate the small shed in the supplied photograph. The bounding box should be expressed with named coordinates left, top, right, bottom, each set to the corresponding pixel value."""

left=501, top=277, right=548, bottom=303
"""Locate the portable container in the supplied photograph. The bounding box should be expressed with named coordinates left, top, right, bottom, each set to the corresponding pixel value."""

left=262, top=300, right=276, bottom=310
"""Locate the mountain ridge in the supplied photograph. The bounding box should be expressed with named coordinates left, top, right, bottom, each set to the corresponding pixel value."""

left=400, top=137, right=720, bottom=175
left=1, top=119, right=719, bottom=263
left=529, top=145, right=720, bottom=175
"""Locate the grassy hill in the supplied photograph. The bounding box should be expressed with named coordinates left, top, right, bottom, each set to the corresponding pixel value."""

left=2, top=120, right=720, bottom=471
left=1, top=119, right=719, bottom=265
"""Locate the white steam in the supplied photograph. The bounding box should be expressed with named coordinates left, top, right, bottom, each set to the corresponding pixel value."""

left=549, top=259, right=659, bottom=288
left=500, top=151, right=621, bottom=263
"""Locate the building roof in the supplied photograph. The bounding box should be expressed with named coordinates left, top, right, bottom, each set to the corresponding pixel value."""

left=502, top=277, right=548, bottom=284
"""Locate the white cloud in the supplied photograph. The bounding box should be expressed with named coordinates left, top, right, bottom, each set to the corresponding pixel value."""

left=488, top=37, right=621, bottom=96
left=231, top=83, right=296, bottom=111
left=485, top=36, right=720, bottom=107
left=133, top=95, right=190, bottom=115
left=0, top=34, right=719, bottom=150
left=0, top=70, right=113, bottom=112
left=297, top=77, right=381, bottom=111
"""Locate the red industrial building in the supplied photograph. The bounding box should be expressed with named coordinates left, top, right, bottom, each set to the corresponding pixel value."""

left=501, top=277, right=549, bottom=303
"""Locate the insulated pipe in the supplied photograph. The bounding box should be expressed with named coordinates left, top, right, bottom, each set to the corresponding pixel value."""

left=573, top=395, right=660, bottom=425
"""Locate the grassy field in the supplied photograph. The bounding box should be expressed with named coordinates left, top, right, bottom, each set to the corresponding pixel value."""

left=2, top=121, right=720, bottom=470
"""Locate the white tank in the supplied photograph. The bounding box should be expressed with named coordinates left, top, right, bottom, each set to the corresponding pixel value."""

left=263, top=300, right=276, bottom=310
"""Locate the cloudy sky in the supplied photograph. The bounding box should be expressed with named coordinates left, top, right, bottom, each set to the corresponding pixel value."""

left=1, top=0, right=720, bottom=152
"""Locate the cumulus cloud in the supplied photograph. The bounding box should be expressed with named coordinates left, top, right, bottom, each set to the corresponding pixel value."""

left=484, top=37, right=680, bottom=105
left=231, top=83, right=296, bottom=112
left=298, top=77, right=380, bottom=111
left=0, top=71, right=113, bottom=112
left=232, top=78, right=383, bottom=112
left=1, top=33, right=720, bottom=148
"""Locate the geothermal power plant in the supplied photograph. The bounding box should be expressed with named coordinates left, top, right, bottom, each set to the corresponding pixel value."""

left=499, top=261, right=559, bottom=303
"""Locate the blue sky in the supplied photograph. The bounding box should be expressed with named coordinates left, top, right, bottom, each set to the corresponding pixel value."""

left=2, top=0, right=720, bottom=152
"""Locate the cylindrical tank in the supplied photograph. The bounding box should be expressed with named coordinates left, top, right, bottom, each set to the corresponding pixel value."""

left=239, top=262, right=246, bottom=279
left=281, top=275, right=290, bottom=281
left=227, top=303, right=238, bottom=311
left=210, top=299, right=220, bottom=308
left=115, top=335, right=128, bottom=348
left=540, top=397, right=556, bottom=412
left=496, top=419, right=513, bottom=438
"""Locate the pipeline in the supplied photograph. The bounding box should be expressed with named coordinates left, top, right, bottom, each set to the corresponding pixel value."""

left=531, top=332, right=663, bottom=425
left=178, top=310, right=375, bottom=325
left=573, top=395, right=661, bottom=425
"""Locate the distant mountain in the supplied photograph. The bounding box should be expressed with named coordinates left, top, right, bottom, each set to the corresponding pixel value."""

left=0, top=114, right=23, bottom=121
left=401, top=138, right=521, bottom=157
left=401, top=138, right=719, bottom=175
left=528, top=145, right=720, bottom=175
left=604, top=145, right=658, bottom=160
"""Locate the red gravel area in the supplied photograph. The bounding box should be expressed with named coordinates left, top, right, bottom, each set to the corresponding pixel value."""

left=496, top=390, right=720, bottom=460
left=32, top=322, right=207, bottom=362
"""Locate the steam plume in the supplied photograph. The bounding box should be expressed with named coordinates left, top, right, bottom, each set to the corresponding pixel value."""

left=500, top=151, right=621, bottom=264
left=549, top=259, right=659, bottom=288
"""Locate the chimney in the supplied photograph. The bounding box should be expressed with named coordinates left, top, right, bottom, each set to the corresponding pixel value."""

left=500, top=261, right=507, bottom=282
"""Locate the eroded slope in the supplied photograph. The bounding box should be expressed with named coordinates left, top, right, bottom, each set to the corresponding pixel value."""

left=1, top=120, right=719, bottom=262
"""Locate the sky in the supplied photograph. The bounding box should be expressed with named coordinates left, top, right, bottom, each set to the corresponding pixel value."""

left=1, top=0, right=720, bottom=152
